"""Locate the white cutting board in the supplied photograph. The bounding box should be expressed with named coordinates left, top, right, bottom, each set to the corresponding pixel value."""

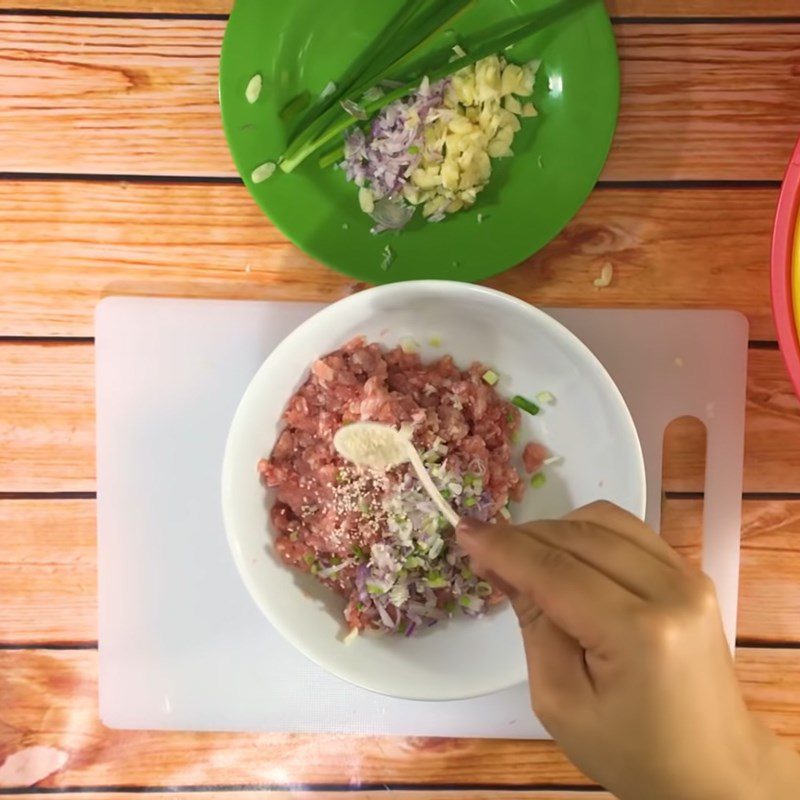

left=95, top=297, right=748, bottom=737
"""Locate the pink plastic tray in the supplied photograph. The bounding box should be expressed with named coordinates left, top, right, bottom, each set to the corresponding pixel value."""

left=771, top=134, right=800, bottom=397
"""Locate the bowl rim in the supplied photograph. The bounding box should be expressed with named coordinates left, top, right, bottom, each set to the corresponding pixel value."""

left=771, top=133, right=800, bottom=398
left=221, top=281, right=647, bottom=700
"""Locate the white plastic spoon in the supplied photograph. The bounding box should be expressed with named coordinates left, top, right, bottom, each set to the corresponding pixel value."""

left=333, top=421, right=460, bottom=529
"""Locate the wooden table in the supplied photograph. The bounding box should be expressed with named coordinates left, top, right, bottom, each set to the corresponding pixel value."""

left=2, top=1, right=800, bottom=797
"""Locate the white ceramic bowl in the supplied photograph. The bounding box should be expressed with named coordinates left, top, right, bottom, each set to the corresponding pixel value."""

left=222, top=281, right=646, bottom=700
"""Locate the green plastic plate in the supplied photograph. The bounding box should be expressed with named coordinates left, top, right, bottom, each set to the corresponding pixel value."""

left=219, top=0, right=619, bottom=284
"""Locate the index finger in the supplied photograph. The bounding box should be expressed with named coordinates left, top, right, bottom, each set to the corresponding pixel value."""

left=458, top=520, right=642, bottom=652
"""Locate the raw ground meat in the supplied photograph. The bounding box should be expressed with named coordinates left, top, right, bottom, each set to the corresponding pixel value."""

left=259, top=337, right=527, bottom=633
left=523, top=441, right=549, bottom=474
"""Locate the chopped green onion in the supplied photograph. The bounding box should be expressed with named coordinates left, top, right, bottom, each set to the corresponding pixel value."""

left=512, top=394, right=540, bottom=416
left=482, top=369, right=499, bottom=386
left=320, top=81, right=337, bottom=99
left=408, top=145, right=420, bottom=155
left=400, top=336, right=419, bottom=354
left=500, top=506, right=512, bottom=520
left=352, top=545, right=366, bottom=561
left=279, top=90, right=310, bottom=122
left=428, top=334, right=442, bottom=347
left=319, top=144, right=345, bottom=169
left=530, top=472, right=547, bottom=488
left=476, top=581, right=493, bottom=597
left=281, top=0, right=477, bottom=170
left=366, top=582, right=386, bottom=595
left=536, top=390, right=556, bottom=405
left=426, top=571, right=448, bottom=589
left=460, top=566, right=474, bottom=580
left=464, top=496, right=477, bottom=508
left=340, top=97, right=368, bottom=119
left=506, top=411, right=515, bottom=424
left=310, top=563, right=320, bottom=575
left=303, top=552, right=315, bottom=566
left=361, top=85, right=384, bottom=103
left=288, top=531, right=299, bottom=542
left=380, top=244, right=395, bottom=272
left=280, top=0, right=584, bottom=173
left=356, top=601, right=365, bottom=611
left=444, top=600, right=457, bottom=614
left=440, top=488, right=452, bottom=500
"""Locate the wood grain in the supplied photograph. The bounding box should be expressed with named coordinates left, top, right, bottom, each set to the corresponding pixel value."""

left=2, top=498, right=800, bottom=646
left=0, top=17, right=798, bottom=180
left=0, top=343, right=95, bottom=492
left=2, top=0, right=799, bottom=16
left=663, top=499, right=800, bottom=645
left=3, top=344, right=797, bottom=493
left=0, top=794, right=614, bottom=800
left=0, top=648, right=797, bottom=789
left=0, top=500, right=96, bottom=646
left=0, top=181, right=778, bottom=338
left=0, top=1, right=232, bottom=10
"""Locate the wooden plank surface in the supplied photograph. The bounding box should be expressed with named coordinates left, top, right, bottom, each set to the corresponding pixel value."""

left=2, top=0, right=799, bottom=17
left=0, top=648, right=797, bottom=789
left=1, top=3, right=799, bottom=797
left=0, top=794, right=614, bottom=800
left=0, top=181, right=778, bottom=339
left=0, top=500, right=96, bottom=646
left=0, top=18, right=798, bottom=180
left=3, top=344, right=797, bottom=494
left=2, top=498, right=800, bottom=646
left=0, top=343, right=95, bottom=492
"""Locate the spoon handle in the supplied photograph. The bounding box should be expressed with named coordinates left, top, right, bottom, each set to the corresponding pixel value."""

left=405, top=445, right=461, bottom=529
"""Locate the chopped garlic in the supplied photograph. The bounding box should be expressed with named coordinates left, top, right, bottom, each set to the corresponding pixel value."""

left=245, top=73, right=262, bottom=104
left=343, top=627, right=359, bottom=645
left=404, top=54, right=537, bottom=221
left=594, top=262, right=614, bottom=289
left=251, top=161, right=276, bottom=183
left=358, top=186, right=375, bottom=214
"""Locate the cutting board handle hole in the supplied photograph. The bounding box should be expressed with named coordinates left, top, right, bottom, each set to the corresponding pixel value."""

left=661, top=415, right=707, bottom=568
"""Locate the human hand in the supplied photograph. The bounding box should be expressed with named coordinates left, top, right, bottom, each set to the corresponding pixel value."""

left=457, top=501, right=800, bottom=800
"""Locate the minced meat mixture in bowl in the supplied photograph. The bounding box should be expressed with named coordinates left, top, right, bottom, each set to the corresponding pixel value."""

left=259, top=337, right=548, bottom=638
left=221, top=281, right=646, bottom=700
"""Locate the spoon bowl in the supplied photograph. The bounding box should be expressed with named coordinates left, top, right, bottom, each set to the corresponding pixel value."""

left=333, top=421, right=460, bottom=528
